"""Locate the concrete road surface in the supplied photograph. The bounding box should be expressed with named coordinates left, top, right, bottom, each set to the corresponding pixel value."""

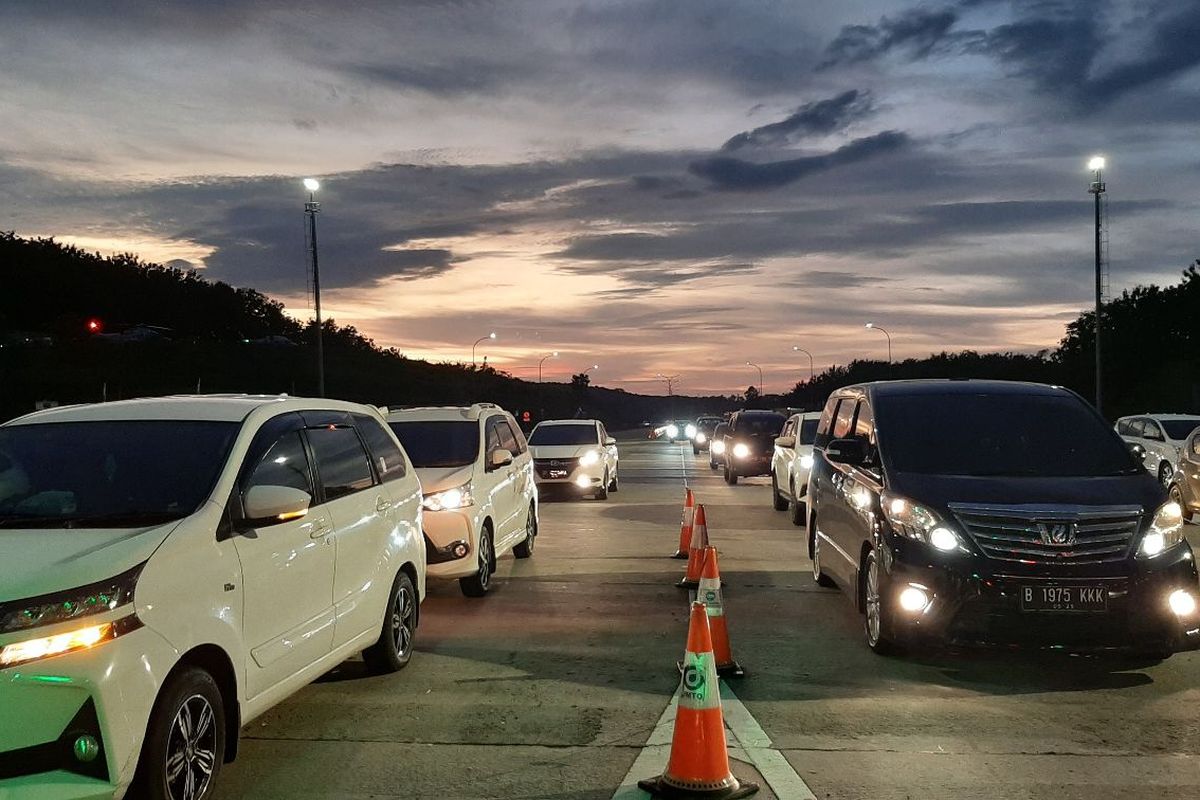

left=211, top=435, right=1200, bottom=800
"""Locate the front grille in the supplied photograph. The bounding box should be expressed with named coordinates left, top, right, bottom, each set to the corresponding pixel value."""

left=949, top=503, right=1142, bottom=566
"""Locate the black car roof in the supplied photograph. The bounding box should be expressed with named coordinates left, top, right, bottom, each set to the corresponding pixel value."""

left=837, top=379, right=1072, bottom=399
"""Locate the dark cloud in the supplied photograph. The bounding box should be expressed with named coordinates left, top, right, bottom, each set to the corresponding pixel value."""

left=690, top=130, right=910, bottom=191
left=340, top=59, right=529, bottom=96
left=785, top=270, right=895, bottom=290
left=819, top=7, right=960, bottom=69
left=721, top=90, right=876, bottom=151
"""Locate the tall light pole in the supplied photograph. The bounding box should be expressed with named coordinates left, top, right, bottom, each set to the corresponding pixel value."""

left=538, top=351, right=559, bottom=383
left=865, top=322, right=892, bottom=364
left=472, top=332, right=496, bottom=367
left=655, top=373, right=680, bottom=396
left=303, top=178, right=324, bottom=396
left=1089, top=155, right=1107, bottom=415
left=746, top=361, right=763, bottom=397
left=583, top=364, right=599, bottom=375
left=791, top=346, right=814, bottom=382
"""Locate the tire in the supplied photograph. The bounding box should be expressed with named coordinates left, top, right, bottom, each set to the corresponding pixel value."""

left=1170, top=483, right=1193, bottom=522
left=862, top=549, right=899, bottom=655
left=130, top=667, right=226, bottom=800
left=609, top=470, right=619, bottom=493
left=709, top=458, right=719, bottom=471
left=693, top=445, right=700, bottom=455
left=724, top=462, right=738, bottom=485
left=514, top=504, right=537, bottom=558
left=460, top=526, right=494, bottom=597
left=597, top=471, right=610, bottom=500
left=789, top=483, right=805, bottom=526
left=810, top=530, right=836, bottom=588
left=363, top=571, right=417, bottom=674
left=1159, top=462, right=1175, bottom=487
left=771, top=473, right=788, bottom=510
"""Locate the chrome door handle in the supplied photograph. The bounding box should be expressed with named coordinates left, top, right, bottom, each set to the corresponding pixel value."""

left=308, top=519, right=332, bottom=539
left=376, top=497, right=393, bottom=512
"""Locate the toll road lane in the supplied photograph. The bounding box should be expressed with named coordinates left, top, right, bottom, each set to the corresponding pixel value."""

left=209, top=436, right=1200, bottom=800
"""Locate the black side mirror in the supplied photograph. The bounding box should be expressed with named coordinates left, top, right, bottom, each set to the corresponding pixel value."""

left=825, top=438, right=867, bottom=466
left=1127, top=442, right=1148, bottom=464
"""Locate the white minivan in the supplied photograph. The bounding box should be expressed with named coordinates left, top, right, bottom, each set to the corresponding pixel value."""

left=0, top=395, right=425, bottom=800
left=528, top=419, right=619, bottom=499
left=1116, top=414, right=1200, bottom=486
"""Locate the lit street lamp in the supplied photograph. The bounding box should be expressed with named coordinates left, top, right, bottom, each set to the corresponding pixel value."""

left=303, top=178, right=324, bottom=396
left=865, top=322, right=892, bottom=363
left=1088, top=155, right=1107, bottom=414
left=472, top=332, right=496, bottom=367
left=746, top=361, right=763, bottom=396
left=583, top=364, right=599, bottom=375
left=791, top=346, right=815, bottom=382
left=538, top=351, right=559, bottom=383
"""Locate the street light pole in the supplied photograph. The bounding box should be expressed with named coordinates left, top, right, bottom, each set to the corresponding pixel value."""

left=303, top=178, right=324, bottom=397
left=791, top=346, right=814, bottom=382
left=1089, top=155, right=1107, bottom=415
left=865, top=322, right=892, bottom=364
left=472, top=332, right=496, bottom=367
left=538, top=351, right=559, bottom=383
left=655, top=373, right=680, bottom=396
left=746, top=361, right=763, bottom=397
left=583, top=364, right=599, bottom=375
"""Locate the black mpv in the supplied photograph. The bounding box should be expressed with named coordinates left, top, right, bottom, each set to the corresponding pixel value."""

left=808, top=380, right=1200, bottom=656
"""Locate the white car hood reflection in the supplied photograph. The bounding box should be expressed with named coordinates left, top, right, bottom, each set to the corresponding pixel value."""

left=415, top=465, right=474, bottom=495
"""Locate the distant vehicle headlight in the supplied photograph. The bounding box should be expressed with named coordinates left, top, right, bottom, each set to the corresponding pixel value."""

left=711, top=440, right=726, bottom=455
left=1139, top=501, right=1184, bottom=557
left=696, top=432, right=707, bottom=444
left=423, top=483, right=474, bottom=512
left=732, top=443, right=750, bottom=459
left=685, top=424, right=697, bottom=439
left=881, top=491, right=962, bottom=552
left=579, top=449, right=601, bottom=467
left=799, top=454, right=814, bottom=470
left=665, top=424, right=679, bottom=439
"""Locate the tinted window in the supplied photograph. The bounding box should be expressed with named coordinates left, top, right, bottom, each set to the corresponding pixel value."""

left=0, top=420, right=238, bottom=528
left=799, top=419, right=819, bottom=445
left=735, top=414, right=785, bottom=435
left=485, top=419, right=503, bottom=453
left=815, top=395, right=841, bottom=444
left=389, top=421, right=479, bottom=468
left=307, top=426, right=375, bottom=500
left=497, top=420, right=521, bottom=454
left=1192, top=435, right=1200, bottom=457
left=782, top=418, right=796, bottom=437
left=529, top=424, right=599, bottom=446
left=1142, top=420, right=1164, bottom=440
left=877, top=393, right=1140, bottom=477
left=832, top=400, right=856, bottom=439
left=245, top=432, right=313, bottom=495
left=354, top=415, right=407, bottom=482
left=1161, top=420, right=1200, bottom=440
left=854, top=401, right=874, bottom=442
left=509, top=420, right=529, bottom=453
left=1116, top=419, right=1133, bottom=436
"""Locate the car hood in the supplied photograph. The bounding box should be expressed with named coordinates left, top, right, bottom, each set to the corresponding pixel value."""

left=886, top=471, right=1165, bottom=515
left=530, top=445, right=598, bottom=459
left=0, top=520, right=180, bottom=603
left=415, top=466, right=474, bottom=495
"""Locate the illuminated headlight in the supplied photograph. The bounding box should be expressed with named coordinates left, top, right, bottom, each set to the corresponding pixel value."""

left=732, top=443, right=750, bottom=459
left=423, top=483, right=474, bottom=512
left=1139, top=501, right=1184, bottom=558
left=711, top=440, right=726, bottom=455
left=696, top=432, right=707, bottom=444
left=685, top=424, right=697, bottom=439
left=1, top=622, right=116, bottom=668
left=882, top=492, right=962, bottom=552
left=579, top=449, right=601, bottom=467
left=1, top=566, right=141, bottom=635
left=799, top=453, right=814, bottom=470
left=665, top=424, right=679, bottom=439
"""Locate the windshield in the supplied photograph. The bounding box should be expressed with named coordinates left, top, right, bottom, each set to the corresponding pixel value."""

left=737, top=414, right=785, bottom=435
left=0, top=420, right=239, bottom=528
left=799, top=418, right=819, bottom=446
left=1161, top=420, right=1200, bottom=440
left=878, top=393, right=1140, bottom=477
left=696, top=417, right=722, bottom=431
left=389, top=421, right=479, bottom=468
left=530, top=425, right=597, bottom=446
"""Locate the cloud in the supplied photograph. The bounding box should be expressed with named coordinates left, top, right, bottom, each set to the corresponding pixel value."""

left=819, top=7, right=961, bottom=69
left=721, top=90, right=876, bottom=151
left=690, top=130, right=910, bottom=191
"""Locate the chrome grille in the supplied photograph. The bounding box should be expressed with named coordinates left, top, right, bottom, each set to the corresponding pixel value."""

left=948, top=504, right=1142, bottom=565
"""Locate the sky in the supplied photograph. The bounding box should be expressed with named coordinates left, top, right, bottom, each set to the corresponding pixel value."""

left=2, top=0, right=1198, bottom=395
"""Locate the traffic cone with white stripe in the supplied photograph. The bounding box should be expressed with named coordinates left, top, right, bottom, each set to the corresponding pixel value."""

left=671, top=488, right=696, bottom=559
left=697, top=547, right=744, bottom=678
left=676, top=504, right=710, bottom=590
left=638, top=602, right=759, bottom=799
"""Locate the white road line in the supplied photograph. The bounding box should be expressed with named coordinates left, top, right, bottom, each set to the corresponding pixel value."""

left=611, top=681, right=816, bottom=800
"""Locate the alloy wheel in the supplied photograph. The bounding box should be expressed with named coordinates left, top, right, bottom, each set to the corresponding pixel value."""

left=478, top=532, right=492, bottom=590
left=391, top=585, right=415, bottom=659
left=165, top=694, right=217, bottom=800
left=865, top=557, right=882, bottom=646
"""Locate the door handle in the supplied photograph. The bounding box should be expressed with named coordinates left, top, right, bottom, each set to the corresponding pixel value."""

left=376, top=497, right=393, bottom=513
left=307, top=519, right=332, bottom=539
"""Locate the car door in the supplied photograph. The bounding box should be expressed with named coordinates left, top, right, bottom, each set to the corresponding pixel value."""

left=774, top=416, right=798, bottom=495
left=1185, top=432, right=1200, bottom=507
left=232, top=423, right=336, bottom=699
left=816, top=397, right=863, bottom=587
left=1142, top=419, right=1168, bottom=470
left=483, top=415, right=519, bottom=542
left=599, top=422, right=618, bottom=476
left=495, top=417, right=528, bottom=549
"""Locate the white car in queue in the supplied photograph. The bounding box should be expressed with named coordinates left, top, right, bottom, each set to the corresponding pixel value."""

left=386, top=404, right=537, bottom=597
left=771, top=411, right=822, bottom=525
left=528, top=419, right=619, bottom=500
left=1116, top=414, right=1200, bottom=486
left=0, top=395, right=425, bottom=800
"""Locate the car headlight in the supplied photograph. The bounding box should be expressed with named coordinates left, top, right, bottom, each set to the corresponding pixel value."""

left=732, top=442, right=750, bottom=459
left=881, top=492, right=961, bottom=552
left=665, top=424, right=679, bottom=439
left=579, top=450, right=600, bottom=467
left=423, top=483, right=474, bottom=512
left=799, top=453, right=814, bottom=470
left=685, top=424, right=697, bottom=439
left=1139, top=501, right=1185, bottom=557
left=711, top=440, right=725, bottom=455
left=696, top=432, right=707, bottom=444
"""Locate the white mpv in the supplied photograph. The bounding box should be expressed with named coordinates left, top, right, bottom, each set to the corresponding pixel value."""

left=1115, top=414, right=1200, bottom=486
left=387, top=404, right=538, bottom=597
left=528, top=419, right=619, bottom=499
left=771, top=411, right=822, bottom=526
left=0, top=395, right=425, bottom=800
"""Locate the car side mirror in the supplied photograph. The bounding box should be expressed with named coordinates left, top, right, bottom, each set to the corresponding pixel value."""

left=825, top=438, right=867, bottom=466
left=1127, top=442, right=1148, bottom=463
left=489, top=449, right=514, bottom=470
left=605, top=436, right=617, bottom=446
left=775, top=435, right=796, bottom=449
left=243, top=485, right=311, bottom=526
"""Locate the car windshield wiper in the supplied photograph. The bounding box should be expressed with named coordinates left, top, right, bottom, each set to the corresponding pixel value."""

left=0, top=511, right=182, bottom=529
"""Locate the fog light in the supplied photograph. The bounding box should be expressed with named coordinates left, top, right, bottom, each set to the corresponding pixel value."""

left=1169, top=589, right=1197, bottom=617
left=453, top=543, right=469, bottom=558
left=73, top=734, right=100, bottom=763
left=898, top=586, right=930, bottom=612
left=575, top=475, right=591, bottom=488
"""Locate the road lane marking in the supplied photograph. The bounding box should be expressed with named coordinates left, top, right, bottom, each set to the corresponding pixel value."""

left=610, top=681, right=816, bottom=800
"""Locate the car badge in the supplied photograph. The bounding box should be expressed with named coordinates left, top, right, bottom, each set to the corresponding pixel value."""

left=550, top=460, right=561, bottom=467
left=1037, top=522, right=1077, bottom=546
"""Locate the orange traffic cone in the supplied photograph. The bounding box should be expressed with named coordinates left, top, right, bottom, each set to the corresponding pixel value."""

left=639, top=602, right=758, bottom=799
left=676, top=504, right=710, bottom=589
left=672, top=488, right=696, bottom=559
left=697, top=547, right=744, bottom=678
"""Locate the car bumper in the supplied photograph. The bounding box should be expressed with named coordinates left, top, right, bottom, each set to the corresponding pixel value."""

left=535, top=462, right=607, bottom=492
left=423, top=509, right=478, bottom=579
left=728, top=454, right=771, bottom=477
left=0, top=623, right=180, bottom=799
left=883, top=541, right=1200, bottom=653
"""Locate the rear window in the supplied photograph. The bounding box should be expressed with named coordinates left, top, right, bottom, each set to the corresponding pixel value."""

left=389, top=420, right=479, bottom=468
left=877, top=393, right=1140, bottom=477
left=530, top=424, right=598, bottom=446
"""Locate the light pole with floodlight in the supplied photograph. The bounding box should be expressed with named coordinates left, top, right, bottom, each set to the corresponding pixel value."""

left=865, top=322, right=892, bottom=364
left=791, top=346, right=814, bottom=382
left=303, top=178, right=324, bottom=396
left=472, top=332, right=496, bottom=367
left=1088, top=155, right=1107, bottom=414
left=746, top=361, right=763, bottom=397
left=538, top=351, right=559, bottom=383
left=583, top=364, right=599, bottom=375
left=655, top=373, right=680, bottom=396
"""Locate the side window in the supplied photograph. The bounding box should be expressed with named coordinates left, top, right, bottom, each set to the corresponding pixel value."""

left=1192, top=435, right=1200, bottom=457
left=509, top=419, right=529, bottom=454
left=307, top=426, right=376, bottom=501
left=353, top=414, right=408, bottom=482
left=1116, top=419, right=1131, bottom=436
left=244, top=432, right=313, bottom=495
left=832, top=399, right=856, bottom=439
left=485, top=418, right=504, bottom=456
left=782, top=419, right=796, bottom=437
left=814, top=396, right=841, bottom=446
left=854, top=401, right=875, bottom=443
left=497, top=420, right=520, bottom=454
left=1144, top=420, right=1164, bottom=441
left=598, top=423, right=608, bottom=443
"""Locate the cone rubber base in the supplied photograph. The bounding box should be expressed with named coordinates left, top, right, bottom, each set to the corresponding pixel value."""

left=637, top=776, right=759, bottom=799
left=671, top=550, right=689, bottom=559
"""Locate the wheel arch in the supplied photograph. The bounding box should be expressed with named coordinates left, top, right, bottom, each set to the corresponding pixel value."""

left=170, top=644, right=241, bottom=763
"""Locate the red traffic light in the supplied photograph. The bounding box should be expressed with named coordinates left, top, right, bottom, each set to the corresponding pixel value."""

left=86, top=318, right=103, bottom=333
left=521, top=411, right=532, bottom=423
